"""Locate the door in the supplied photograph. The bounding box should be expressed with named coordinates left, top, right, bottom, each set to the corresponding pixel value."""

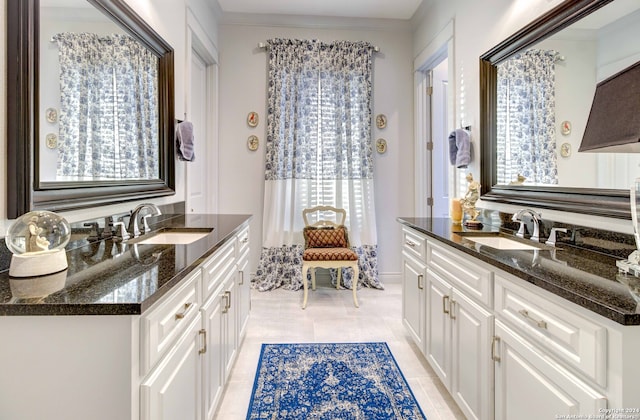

left=450, top=289, right=494, bottom=420
left=236, top=252, right=251, bottom=340
left=431, top=59, right=450, bottom=217
left=401, top=252, right=426, bottom=350
left=187, top=49, right=209, bottom=213
left=202, top=285, right=225, bottom=420
left=140, top=315, right=203, bottom=420
left=425, top=268, right=452, bottom=386
left=494, top=320, right=607, bottom=420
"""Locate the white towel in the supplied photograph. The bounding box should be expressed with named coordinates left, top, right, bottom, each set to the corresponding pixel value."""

left=176, top=121, right=195, bottom=161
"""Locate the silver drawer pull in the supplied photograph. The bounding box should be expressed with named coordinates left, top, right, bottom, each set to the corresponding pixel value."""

left=239, top=270, right=245, bottom=285
left=443, top=295, right=450, bottom=314
left=175, top=302, right=193, bottom=320
left=241, top=237, right=249, bottom=244
left=417, top=274, right=424, bottom=290
left=491, top=336, right=501, bottom=362
left=449, top=299, right=456, bottom=320
left=199, top=329, right=207, bottom=354
left=222, top=291, right=231, bottom=313
left=405, top=240, right=417, bottom=247
left=518, top=309, right=548, bottom=329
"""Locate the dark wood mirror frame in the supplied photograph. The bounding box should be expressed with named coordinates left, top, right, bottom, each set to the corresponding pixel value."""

left=479, top=0, right=631, bottom=219
left=6, top=0, right=175, bottom=219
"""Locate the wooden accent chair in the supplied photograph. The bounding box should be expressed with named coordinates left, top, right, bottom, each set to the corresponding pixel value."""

left=301, top=206, right=359, bottom=309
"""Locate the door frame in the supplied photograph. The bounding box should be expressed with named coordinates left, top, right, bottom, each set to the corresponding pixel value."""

left=186, top=9, right=219, bottom=213
left=414, top=20, right=456, bottom=217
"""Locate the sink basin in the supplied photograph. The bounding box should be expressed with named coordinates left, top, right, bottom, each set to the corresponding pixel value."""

left=467, top=236, right=543, bottom=250
left=132, top=228, right=213, bottom=245
left=455, top=231, right=545, bottom=250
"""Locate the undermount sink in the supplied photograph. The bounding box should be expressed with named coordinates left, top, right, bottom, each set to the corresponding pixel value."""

left=456, top=232, right=546, bottom=250
left=468, top=236, right=543, bottom=250
left=132, top=228, right=213, bottom=245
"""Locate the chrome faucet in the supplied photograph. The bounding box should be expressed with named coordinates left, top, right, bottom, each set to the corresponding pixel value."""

left=512, top=209, right=542, bottom=242
left=128, top=203, right=162, bottom=238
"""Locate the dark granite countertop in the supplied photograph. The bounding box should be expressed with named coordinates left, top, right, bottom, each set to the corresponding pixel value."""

left=397, top=217, right=640, bottom=326
left=0, top=214, right=252, bottom=316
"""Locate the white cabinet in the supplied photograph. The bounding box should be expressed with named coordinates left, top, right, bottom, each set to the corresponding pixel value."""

left=141, top=224, right=252, bottom=420
left=0, top=222, right=251, bottom=420
left=398, top=224, right=638, bottom=420
left=401, top=227, right=494, bottom=420
left=494, top=320, right=606, bottom=420
left=202, top=281, right=225, bottom=420
left=402, top=251, right=426, bottom=350
left=222, top=269, right=238, bottom=381
left=140, top=314, right=204, bottom=420
left=237, top=230, right=251, bottom=342
left=425, top=267, right=494, bottom=420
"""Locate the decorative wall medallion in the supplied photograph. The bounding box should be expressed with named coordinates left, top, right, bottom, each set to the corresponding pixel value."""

left=248, top=135, right=259, bottom=151
left=560, top=142, right=571, bottom=157
left=46, top=108, right=58, bottom=123
left=46, top=133, right=58, bottom=149
left=376, top=138, right=387, bottom=154
left=247, top=111, right=259, bottom=127
left=560, top=120, right=571, bottom=136
left=375, top=114, right=387, bottom=129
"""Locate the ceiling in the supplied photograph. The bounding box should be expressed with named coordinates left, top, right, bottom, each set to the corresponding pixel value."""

left=215, top=0, right=424, bottom=20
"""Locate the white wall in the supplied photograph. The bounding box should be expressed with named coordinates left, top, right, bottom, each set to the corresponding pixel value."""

left=412, top=0, right=635, bottom=235
left=217, top=21, right=415, bottom=280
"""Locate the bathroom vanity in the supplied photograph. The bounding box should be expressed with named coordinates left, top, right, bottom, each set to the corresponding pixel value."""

left=0, top=213, right=251, bottom=420
left=398, top=217, right=640, bottom=420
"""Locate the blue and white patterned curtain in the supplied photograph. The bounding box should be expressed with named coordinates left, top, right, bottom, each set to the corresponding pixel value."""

left=253, top=38, right=381, bottom=292
left=496, top=49, right=558, bottom=185
left=53, top=33, right=159, bottom=179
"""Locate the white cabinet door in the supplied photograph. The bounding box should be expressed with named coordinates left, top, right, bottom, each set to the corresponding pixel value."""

left=202, top=285, right=225, bottom=420
left=494, top=320, right=607, bottom=420
left=425, top=268, right=452, bottom=385
left=450, top=289, right=494, bottom=420
left=402, top=251, right=426, bottom=350
left=223, top=273, right=238, bottom=381
left=237, top=251, right=251, bottom=341
left=141, top=314, right=203, bottom=420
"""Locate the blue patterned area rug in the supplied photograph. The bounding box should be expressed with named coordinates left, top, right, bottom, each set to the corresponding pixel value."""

left=246, top=342, right=426, bottom=419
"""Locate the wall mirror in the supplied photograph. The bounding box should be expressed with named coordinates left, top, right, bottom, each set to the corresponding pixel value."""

left=7, top=0, right=175, bottom=219
left=480, top=0, right=640, bottom=219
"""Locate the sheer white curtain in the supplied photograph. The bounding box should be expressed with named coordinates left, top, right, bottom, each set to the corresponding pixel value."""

left=496, top=49, right=558, bottom=185
left=253, top=39, right=381, bottom=291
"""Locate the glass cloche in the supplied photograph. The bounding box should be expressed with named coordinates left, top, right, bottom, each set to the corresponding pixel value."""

left=6, top=211, right=71, bottom=277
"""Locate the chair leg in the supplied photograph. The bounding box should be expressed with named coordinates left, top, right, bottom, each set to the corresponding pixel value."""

left=311, top=267, right=317, bottom=291
left=352, top=265, right=359, bottom=308
left=302, top=265, right=309, bottom=309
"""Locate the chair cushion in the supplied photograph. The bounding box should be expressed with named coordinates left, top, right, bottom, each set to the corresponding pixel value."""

left=303, top=226, right=349, bottom=248
left=303, top=247, right=358, bottom=261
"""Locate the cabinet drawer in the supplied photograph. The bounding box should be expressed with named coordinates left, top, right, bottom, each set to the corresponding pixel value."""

left=140, top=268, right=202, bottom=375
left=402, top=227, right=427, bottom=261
left=427, top=240, right=493, bottom=307
left=202, top=238, right=237, bottom=299
left=495, top=274, right=607, bottom=387
left=237, top=226, right=250, bottom=257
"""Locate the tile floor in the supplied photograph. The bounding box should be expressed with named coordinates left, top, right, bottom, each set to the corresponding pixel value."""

left=215, top=279, right=466, bottom=419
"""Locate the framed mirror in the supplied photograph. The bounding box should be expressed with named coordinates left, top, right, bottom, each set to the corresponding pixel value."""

left=7, top=0, right=175, bottom=219
left=480, top=0, right=640, bottom=219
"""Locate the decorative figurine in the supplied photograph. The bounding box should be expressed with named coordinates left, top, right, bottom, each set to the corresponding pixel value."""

left=460, top=172, right=482, bottom=228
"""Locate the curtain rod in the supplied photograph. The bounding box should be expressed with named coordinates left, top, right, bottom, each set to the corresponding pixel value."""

left=258, top=42, right=380, bottom=53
